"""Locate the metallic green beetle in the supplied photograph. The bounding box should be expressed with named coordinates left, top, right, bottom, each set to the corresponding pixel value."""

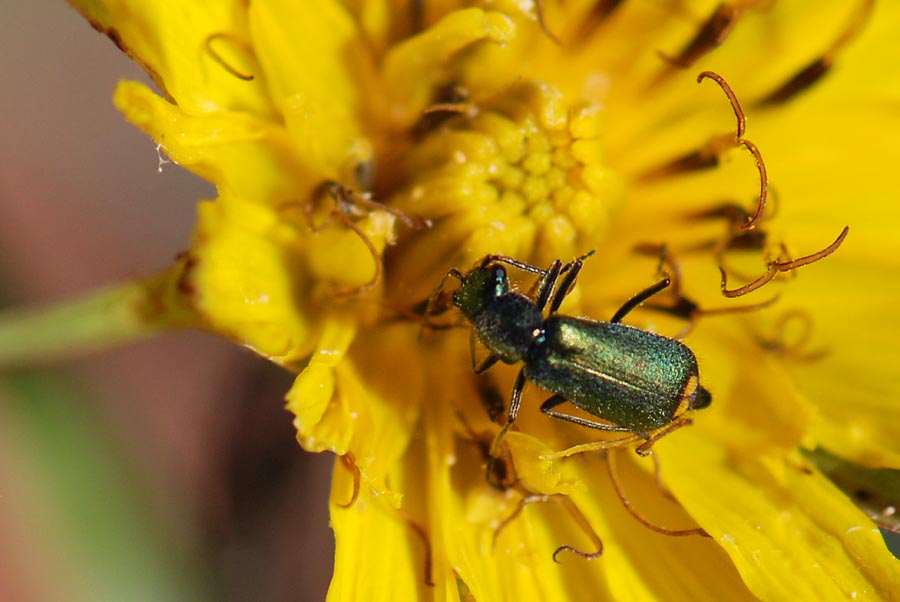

left=427, top=252, right=711, bottom=453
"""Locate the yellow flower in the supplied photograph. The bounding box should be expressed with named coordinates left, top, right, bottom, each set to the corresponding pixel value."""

left=6, top=0, right=897, bottom=598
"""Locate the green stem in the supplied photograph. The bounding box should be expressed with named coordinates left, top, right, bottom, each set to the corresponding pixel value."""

left=0, top=278, right=183, bottom=367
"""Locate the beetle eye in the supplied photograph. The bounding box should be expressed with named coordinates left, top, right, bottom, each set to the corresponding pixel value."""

left=490, top=266, right=509, bottom=295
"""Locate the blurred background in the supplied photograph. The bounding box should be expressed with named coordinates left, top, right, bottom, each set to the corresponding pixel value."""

left=0, top=3, right=333, bottom=601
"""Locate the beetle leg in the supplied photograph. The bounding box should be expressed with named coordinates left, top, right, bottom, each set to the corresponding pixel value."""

left=471, top=331, right=501, bottom=374
left=610, top=278, right=672, bottom=324
left=540, top=435, right=643, bottom=459
left=538, top=250, right=596, bottom=312
left=540, top=395, right=635, bottom=433
left=546, top=258, right=584, bottom=314
left=633, top=242, right=779, bottom=339
left=533, top=260, right=563, bottom=310
left=490, top=368, right=527, bottom=455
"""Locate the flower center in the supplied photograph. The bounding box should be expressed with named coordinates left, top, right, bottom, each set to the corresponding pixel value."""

left=390, top=82, right=623, bottom=276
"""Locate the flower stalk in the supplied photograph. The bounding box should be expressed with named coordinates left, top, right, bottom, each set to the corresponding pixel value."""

left=0, top=270, right=191, bottom=367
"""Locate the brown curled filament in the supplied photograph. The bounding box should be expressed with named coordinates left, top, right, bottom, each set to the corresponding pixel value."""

left=633, top=242, right=778, bottom=340
left=454, top=411, right=603, bottom=562
left=205, top=33, right=255, bottom=81
left=305, top=182, right=431, bottom=296
left=400, top=513, right=435, bottom=587
left=336, top=453, right=361, bottom=509
left=758, top=309, right=830, bottom=362
left=719, top=225, right=849, bottom=297
left=534, top=0, right=561, bottom=45
left=606, top=449, right=709, bottom=537
left=639, top=72, right=768, bottom=231
left=492, top=493, right=603, bottom=562
left=697, top=71, right=768, bottom=230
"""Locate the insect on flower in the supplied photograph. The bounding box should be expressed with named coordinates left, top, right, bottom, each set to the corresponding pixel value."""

left=425, top=252, right=712, bottom=456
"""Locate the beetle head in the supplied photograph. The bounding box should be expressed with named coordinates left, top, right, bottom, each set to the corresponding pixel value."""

left=452, top=264, right=509, bottom=319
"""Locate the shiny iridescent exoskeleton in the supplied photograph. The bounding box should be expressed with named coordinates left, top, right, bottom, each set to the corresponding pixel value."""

left=430, top=253, right=711, bottom=445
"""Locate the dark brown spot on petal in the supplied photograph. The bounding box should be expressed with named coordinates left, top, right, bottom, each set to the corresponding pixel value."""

left=571, top=0, right=626, bottom=45
left=660, top=3, right=739, bottom=70
left=758, top=58, right=832, bottom=106
left=73, top=11, right=176, bottom=104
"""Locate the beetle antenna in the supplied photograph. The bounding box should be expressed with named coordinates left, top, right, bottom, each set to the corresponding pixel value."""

left=421, top=268, right=465, bottom=337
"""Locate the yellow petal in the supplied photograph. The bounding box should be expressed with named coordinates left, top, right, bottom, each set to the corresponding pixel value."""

left=248, top=0, right=362, bottom=112
left=185, top=195, right=312, bottom=362
left=289, top=326, right=424, bottom=503
left=663, top=435, right=900, bottom=600
left=573, top=452, right=758, bottom=602
left=772, top=261, right=900, bottom=468
left=281, top=92, right=373, bottom=184
left=382, top=8, right=516, bottom=128
left=687, top=322, right=816, bottom=456
left=114, top=80, right=319, bottom=202
left=424, top=380, right=613, bottom=602
left=328, top=474, right=431, bottom=601
left=286, top=317, right=356, bottom=445
left=248, top=0, right=372, bottom=182
left=69, top=0, right=275, bottom=116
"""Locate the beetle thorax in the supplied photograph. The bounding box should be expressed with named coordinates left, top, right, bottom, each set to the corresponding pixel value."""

left=474, top=293, right=544, bottom=363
